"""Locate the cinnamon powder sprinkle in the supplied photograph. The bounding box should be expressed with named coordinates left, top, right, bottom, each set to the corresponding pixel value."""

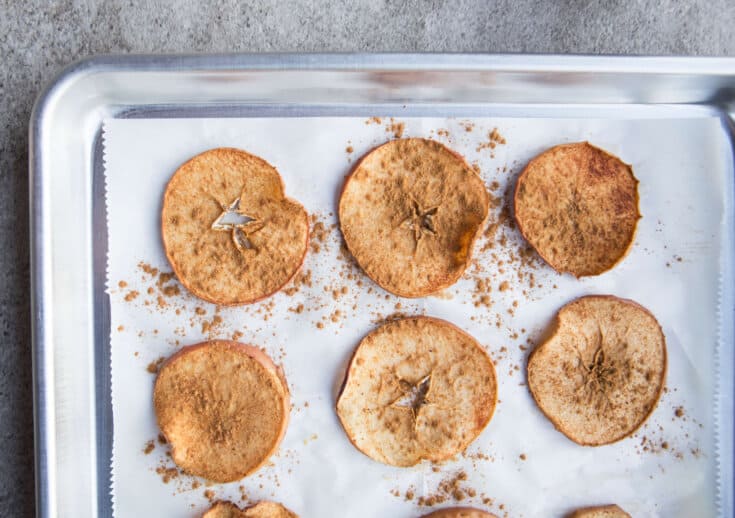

left=201, top=314, right=223, bottom=333
left=414, top=470, right=476, bottom=507
left=387, top=118, right=405, bottom=138
left=311, top=220, right=328, bottom=254
left=289, top=304, right=305, bottom=314
left=476, top=128, right=507, bottom=153
left=283, top=270, right=312, bottom=296
left=147, top=357, right=165, bottom=374
left=489, top=127, right=506, bottom=144
left=161, top=285, right=180, bottom=297
left=155, top=466, right=179, bottom=484
left=139, top=263, right=159, bottom=276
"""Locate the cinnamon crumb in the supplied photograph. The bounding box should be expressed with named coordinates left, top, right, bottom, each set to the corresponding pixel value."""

left=147, top=357, right=165, bottom=374
left=412, top=470, right=476, bottom=508
left=283, top=270, right=312, bottom=296
left=162, top=285, right=180, bottom=297
left=489, top=127, right=506, bottom=144
left=311, top=220, right=328, bottom=253
left=139, top=262, right=159, bottom=277
left=155, top=466, right=179, bottom=484
left=387, top=118, right=405, bottom=138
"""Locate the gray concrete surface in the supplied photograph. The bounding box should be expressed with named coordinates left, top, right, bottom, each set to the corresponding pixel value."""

left=2, top=0, right=734, bottom=515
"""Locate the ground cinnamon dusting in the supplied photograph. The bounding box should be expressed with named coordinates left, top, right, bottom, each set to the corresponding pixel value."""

left=489, top=128, right=506, bottom=144
left=155, top=466, right=179, bottom=484
left=403, top=470, right=482, bottom=507
left=476, top=128, right=507, bottom=153
left=283, top=270, right=312, bottom=296
left=147, top=356, right=165, bottom=374
left=311, top=219, right=329, bottom=254
left=387, top=118, right=405, bottom=138
left=201, top=314, right=223, bottom=333
left=140, top=263, right=159, bottom=276
left=460, top=121, right=474, bottom=132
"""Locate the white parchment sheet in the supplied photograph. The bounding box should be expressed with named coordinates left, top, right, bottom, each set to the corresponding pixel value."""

left=105, top=116, right=732, bottom=518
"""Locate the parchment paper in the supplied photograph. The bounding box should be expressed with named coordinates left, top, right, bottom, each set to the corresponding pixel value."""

left=105, top=115, right=732, bottom=518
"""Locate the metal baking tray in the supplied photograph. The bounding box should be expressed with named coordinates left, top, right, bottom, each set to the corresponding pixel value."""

left=30, top=54, right=735, bottom=517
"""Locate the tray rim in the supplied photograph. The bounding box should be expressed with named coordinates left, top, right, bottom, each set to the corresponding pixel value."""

left=30, top=53, right=735, bottom=518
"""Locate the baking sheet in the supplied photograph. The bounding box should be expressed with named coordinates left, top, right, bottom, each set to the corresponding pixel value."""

left=104, top=115, right=731, bottom=517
